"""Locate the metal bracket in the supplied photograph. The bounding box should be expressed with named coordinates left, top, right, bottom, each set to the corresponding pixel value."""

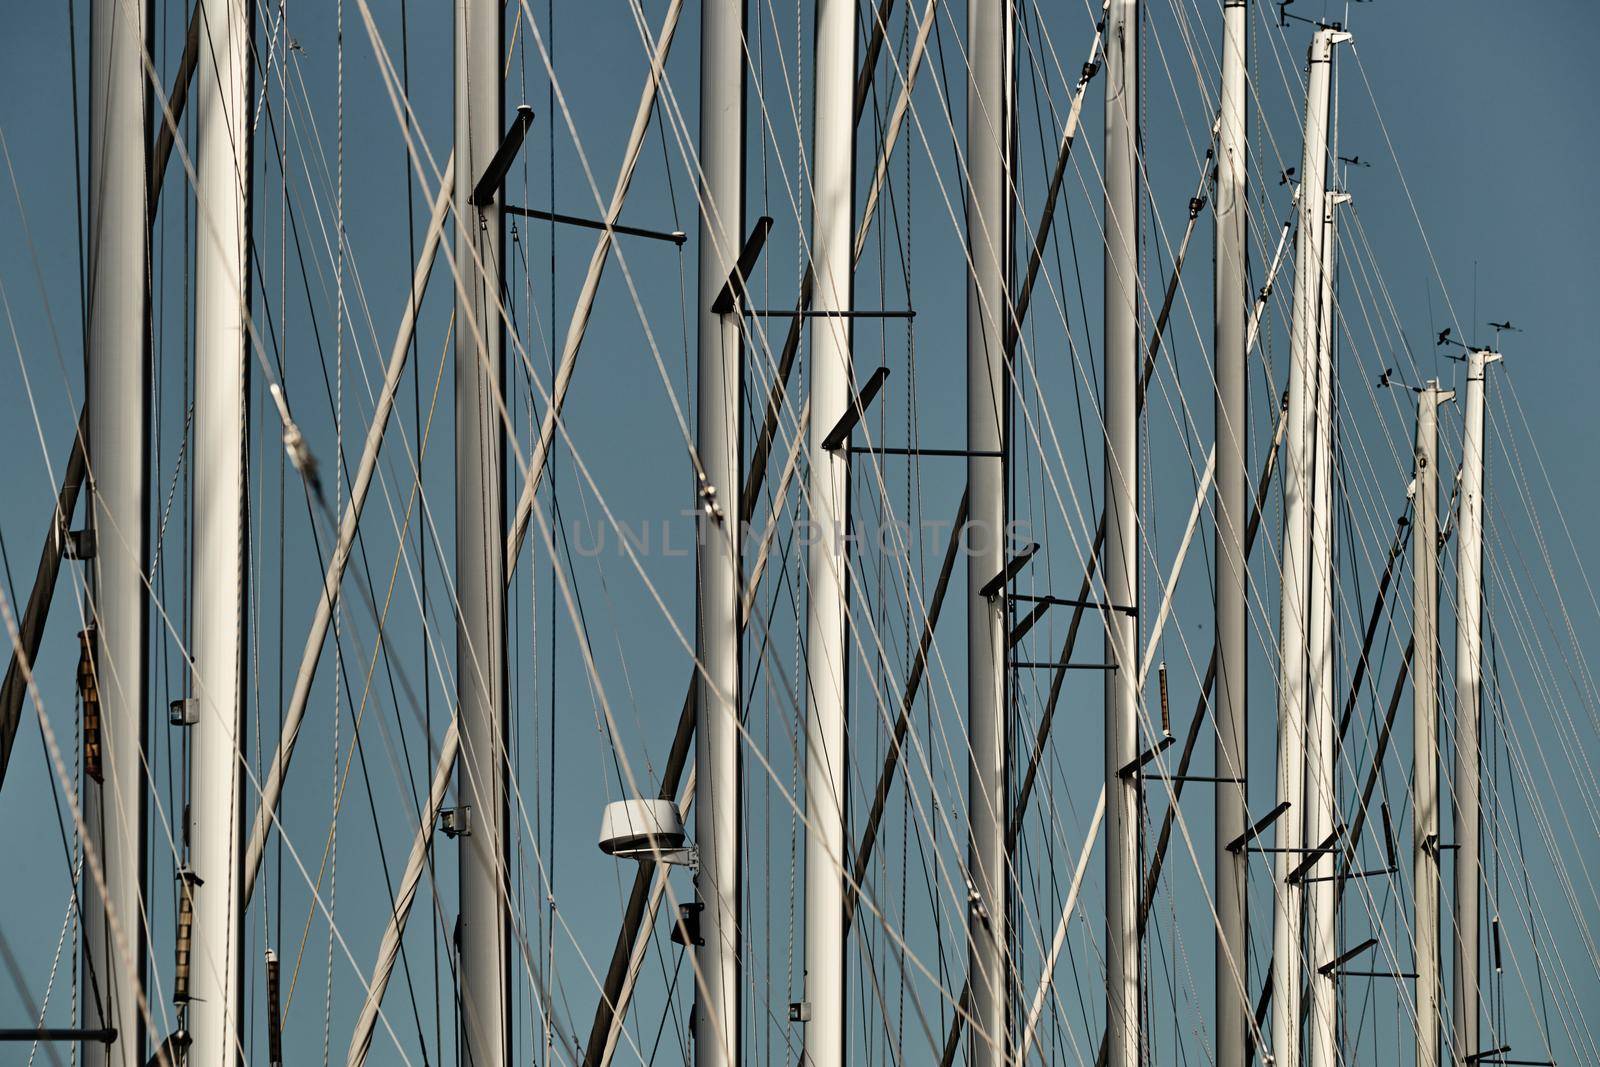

left=821, top=366, right=890, bottom=452
left=1285, top=826, right=1345, bottom=884
left=1225, top=800, right=1291, bottom=854
left=1008, top=601, right=1050, bottom=645
left=787, top=1002, right=811, bottom=1023
left=1422, top=832, right=1459, bottom=857
left=1305, top=865, right=1394, bottom=884
left=710, top=216, right=775, bottom=314
left=1009, top=592, right=1138, bottom=616
left=746, top=308, right=913, bottom=320
left=503, top=204, right=685, bottom=245
left=979, top=542, right=1039, bottom=600
left=1465, top=1046, right=1555, bottom=1066
left=845, top=446, right=1002, bottom=459
left=1317, top=936, right=1377, bottom=976
left=1117, top=734, right=1175, bottom=780
left=469, top=105, right=535, bottom=207
left=1010, top=660, right=1116, bottom=671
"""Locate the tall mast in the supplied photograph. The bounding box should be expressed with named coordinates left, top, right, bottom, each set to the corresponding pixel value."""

left=85, top=0, right=150, bottom=1063
left=1212, top=2, right=1249, bottom=1063
left=803, top=0, right=854, bottom=1060
left=188, top=0, right=250, bottom=1061
left=694, top=0, right=744, bottom=1061
left=1452, top=347, right=1499, bottom=1061
left=966, top=0, right=1013, bottom=1060
left=455, top=0, right=509, bottom=1060
left=1104, top=1, right=1140, bottom=1064
left=1306, top=182, right=1348, bottom=1067
left=1107, top=0, right=1145, bottom=1062
left=1412, top=380, right=1450, bottom=1067
left=1272, top=27, right=1347, bottom=1067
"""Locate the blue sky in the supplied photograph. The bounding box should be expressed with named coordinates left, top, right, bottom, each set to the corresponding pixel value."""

left=2, top=1, right=1598, bottom=1064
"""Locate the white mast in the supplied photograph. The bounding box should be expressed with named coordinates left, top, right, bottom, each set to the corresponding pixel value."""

left=1104, top=1, right=1140, bottom=1064
left=695, top=0, right=744, bottom=1062
left=85, top=0, right=150, bottom=1063
left=1452, top=347, right=1499, bottom=1061
left=1212, top=2, right=1250, bottom=1062
left=189, top=0, right=250, bottom=1061
left=1306, top=182, right=1348, bottom=1067
left=1413, top=379, right=1450, bottom=1067
left=803, top=0, right=854, bottom=1061
left=455, top=0, right=509, bottom=1061
left=1273, top=27, right=1347, bottom=1067
left=967, top=0, right=1013, bottom=1060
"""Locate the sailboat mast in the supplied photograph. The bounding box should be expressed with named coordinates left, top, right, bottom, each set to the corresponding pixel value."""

left=1272, top=28, right=1345, bottom=1067
left=694, top=0, right=745, bottom=1062
left=1413, top=379, right=1450, bottom=1067
left=1453, top=347, right=1500, bottom=1060
left=1103, top=1, right=1141, bottom=1063
left=84, top=0, right=151, bottom=1063
left=455, top=0, right=510, bottom=1061
left=803, top=0, right=854, bottom=1061
left=1212, top=2, right=1249, bottom=1062
left=1306, top=182, right=1348, bottom=1067
left=966, top=0, right=1014, bottom=1060
left=188, top=0, right=251, bottom=1061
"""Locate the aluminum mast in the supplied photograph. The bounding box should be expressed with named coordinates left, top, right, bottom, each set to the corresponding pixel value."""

left=85, top=0, right=151, bottom=1063
left=455, top=0, right=510, bottom=1062
left=1306, top=183, right=1349, bottom=1067
left=694, top=0, right=745, bottom=1062
left=1271, top=28, right=1346, bottom=1067
left=1452, top=348, right=1500, bottom=1062
left=802, top=0, right=854, bottom=1061
left=1212, top=3, right=1250, bottom=1063
left=188, top=0, right=250, bottom=1061
left=966, top=0, right=1014, bottom=1061
left=1104, top=2, right=1142, bottom=1064
left=1414, top=380, right=1451, bottom=1067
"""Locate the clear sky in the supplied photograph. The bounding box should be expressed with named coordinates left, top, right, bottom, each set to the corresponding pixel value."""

left=1, top=1, right=1597, bottom=1064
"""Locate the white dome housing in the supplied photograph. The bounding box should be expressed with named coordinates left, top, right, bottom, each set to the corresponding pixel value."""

left=598, top=798, right=687, bottom=860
